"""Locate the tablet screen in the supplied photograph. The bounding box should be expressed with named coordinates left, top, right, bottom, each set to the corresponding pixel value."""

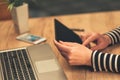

left=54, top=19, right=82, bottom=44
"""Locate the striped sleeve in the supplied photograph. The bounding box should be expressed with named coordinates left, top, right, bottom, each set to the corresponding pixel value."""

left=105, top=27, right=120, bottom=45
left=91, top=50, right=120, bottom=73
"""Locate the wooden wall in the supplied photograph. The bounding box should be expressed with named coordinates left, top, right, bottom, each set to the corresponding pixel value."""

left=0, top=0, right=11, bottom=20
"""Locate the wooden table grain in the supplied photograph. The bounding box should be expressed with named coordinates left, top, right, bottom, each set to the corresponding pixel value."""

left=0, top=11, right=120, bottom=80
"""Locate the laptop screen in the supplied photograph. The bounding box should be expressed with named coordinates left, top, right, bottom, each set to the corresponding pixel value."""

left=54, top=19, right=82, bottom=44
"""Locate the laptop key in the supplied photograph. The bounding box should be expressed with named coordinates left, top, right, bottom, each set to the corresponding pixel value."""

left=12, top=51, right=24, bottom=80
left=8, top=51, right=19, bottom=80
left=0, top=53, right=12, bottom=80
left=22, top=49, right=36, bottom=80
left=17, top=49, right=35, bottom=80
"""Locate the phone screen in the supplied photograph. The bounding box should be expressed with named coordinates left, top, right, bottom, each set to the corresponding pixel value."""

left=16, top=33, right=46, bottom=44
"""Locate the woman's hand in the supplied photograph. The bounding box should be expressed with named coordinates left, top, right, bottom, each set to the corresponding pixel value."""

left=54, top=40, right=92, bottom=66
left=81, top=32, right=111, bottom=50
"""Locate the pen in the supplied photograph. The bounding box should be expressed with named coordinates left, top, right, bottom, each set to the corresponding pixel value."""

left=71, top=28, right=85, bottom=32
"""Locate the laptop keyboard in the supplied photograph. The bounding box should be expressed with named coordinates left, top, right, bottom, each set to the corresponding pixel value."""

left=0, top=48, right=36, bottom=80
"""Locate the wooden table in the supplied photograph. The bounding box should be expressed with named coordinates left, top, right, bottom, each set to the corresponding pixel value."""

left=0, top=11, right=120, bottom=80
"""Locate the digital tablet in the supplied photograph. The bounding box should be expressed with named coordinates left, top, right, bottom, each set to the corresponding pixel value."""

left=54, top=19, right=82, bottom=44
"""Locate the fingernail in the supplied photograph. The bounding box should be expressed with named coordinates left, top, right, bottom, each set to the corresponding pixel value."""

left=59, top=40, right=64, bottom=43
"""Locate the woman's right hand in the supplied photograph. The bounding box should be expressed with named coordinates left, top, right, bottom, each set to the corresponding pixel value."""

left=81, top=32, right=111, bottom=50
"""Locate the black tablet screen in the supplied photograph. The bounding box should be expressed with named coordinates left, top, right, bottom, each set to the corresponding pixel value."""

left=55, top=19, right=82, bottom=44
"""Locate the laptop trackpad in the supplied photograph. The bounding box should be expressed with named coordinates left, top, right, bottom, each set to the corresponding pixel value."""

left=35, top=59, right=59, bottom=73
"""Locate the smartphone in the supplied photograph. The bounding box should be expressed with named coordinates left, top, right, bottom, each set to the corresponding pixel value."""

left=16, top=33, right=46, bottom=44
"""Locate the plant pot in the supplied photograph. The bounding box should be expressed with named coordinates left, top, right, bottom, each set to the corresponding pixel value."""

left=11, top=3, right=29, bottom=34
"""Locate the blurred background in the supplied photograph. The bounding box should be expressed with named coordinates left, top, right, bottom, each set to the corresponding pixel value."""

left=27, top=0, right=120, bottom=17
left=1, top=0, right=120, bottom=20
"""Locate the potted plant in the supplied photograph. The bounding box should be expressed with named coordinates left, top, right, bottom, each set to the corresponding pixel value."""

left=7, top=0, right=30, bottom=34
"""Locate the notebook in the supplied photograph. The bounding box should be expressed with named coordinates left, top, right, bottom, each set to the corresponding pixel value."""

left=54, top=19, right=82, bottom=44
left=0, top=44, right=67, bottom=80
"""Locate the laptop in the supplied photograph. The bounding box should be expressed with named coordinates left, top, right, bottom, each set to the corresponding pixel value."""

left=54, top=19, right=82, bottom=44
left=0, top=44, right=67, bottom=79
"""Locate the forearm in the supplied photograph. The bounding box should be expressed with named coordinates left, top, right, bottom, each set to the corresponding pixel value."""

left=91, top=50, right=120, bottom=72
left=105, top=27, right=120, bottom=45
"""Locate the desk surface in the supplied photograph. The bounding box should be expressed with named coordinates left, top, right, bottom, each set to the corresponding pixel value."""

left=0, top=11, right=120, bottom=80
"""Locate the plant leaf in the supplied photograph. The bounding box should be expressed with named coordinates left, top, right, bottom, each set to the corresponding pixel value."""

left=8, top=3, right=15, bottom=11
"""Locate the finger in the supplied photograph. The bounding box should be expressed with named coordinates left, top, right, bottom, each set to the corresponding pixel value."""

left=82, top=34, right=99, bottom=46
left=60, top=51, right=69, bottom=60
left=91, top=45, right=103, bottom=50
left=59, top=40, right=75, bottom=46
left=80, top=35, right=85, bottom=42
left=80, top=33, right=86, bottom=42
left=54, top=40, right=70, bottom=53
left=80, top=32, right=91, bottom=41
left=86, top=44, right=91, bottom=49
